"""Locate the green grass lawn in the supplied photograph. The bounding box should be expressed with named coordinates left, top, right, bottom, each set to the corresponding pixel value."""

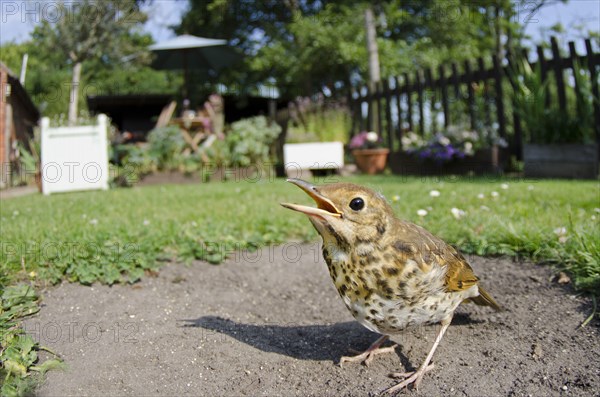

left=1, top=175, right=599, bottom=293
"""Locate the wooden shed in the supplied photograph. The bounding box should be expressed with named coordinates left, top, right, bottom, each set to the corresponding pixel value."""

left=0, top=62, right=40, bottom=187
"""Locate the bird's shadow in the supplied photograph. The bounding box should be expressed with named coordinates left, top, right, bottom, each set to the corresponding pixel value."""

left=181, top=313, right=483, bottom=365
left=182, top=316, right=371, bottom=362
left=452, top=311, right=485, bottom=326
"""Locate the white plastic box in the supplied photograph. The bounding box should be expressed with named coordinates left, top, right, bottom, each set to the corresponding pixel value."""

left=283, top=142, right=344, bottom=176
left=40, top=114, right=109, bottom=195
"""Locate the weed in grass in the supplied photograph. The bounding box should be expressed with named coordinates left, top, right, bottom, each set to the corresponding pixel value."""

left=0, top=284, right=64, bottom=397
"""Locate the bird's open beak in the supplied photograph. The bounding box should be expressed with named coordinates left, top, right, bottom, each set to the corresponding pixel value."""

left=280, top=178, right=342, bottom=218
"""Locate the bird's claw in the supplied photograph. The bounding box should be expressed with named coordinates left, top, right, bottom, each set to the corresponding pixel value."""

left=384, top=363, right=435, bottom=394
left=339, top=344, right=397, bottom=368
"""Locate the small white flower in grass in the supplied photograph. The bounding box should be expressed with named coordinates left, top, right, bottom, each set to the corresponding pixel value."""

left=12, top=210, right=19, bottom=216
left=528, top=185, right=535, bottom=191
left=477, top=193, right=485, bottom=199
left=82, top=214, right=87, bottom=219
left=594, top=208, right=600, bottom=213
left=417, top=209, right=428, bottom=217
left=392, top=195, right=400, bottom=202
left=592, top=215, right=597, bottom=221
left=480, top=205, right=490, bottom=211
left=191, top=221, right=198, bottom=227
left=451, top=207, right=466, bottom=219
left=500, top=183, right=509, bottom=190
left=553, top=227, right=567, bottom=236
left=554, top=226, right=569, bottom=244
left=143, top=219, right=151, bottom=226
left=429, top=190, right=441, bottom=198
left=89, top=218, right=98, bottom=225
left=426, top=206, right=433, bottom=211
left=491, top=191, right=499, bottom=198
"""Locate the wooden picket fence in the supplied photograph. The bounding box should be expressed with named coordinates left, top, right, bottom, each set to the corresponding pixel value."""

left=349, top=37, right=600, bottom=161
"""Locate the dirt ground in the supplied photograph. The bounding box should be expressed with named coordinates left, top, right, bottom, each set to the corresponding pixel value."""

left=25, top=244, right=599, bottom=396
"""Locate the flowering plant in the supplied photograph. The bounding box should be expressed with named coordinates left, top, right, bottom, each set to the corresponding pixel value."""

left=348, top=131, right=384, bottom=150
left=401, top=125, right=507, bottom=163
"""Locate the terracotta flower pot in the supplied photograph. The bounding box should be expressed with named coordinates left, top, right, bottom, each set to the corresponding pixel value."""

left=352, top=148, right=390, bottom=175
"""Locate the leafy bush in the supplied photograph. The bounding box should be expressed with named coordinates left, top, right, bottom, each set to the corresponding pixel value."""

left=512, top=58, right=596, bottom=144
left=117, top=126, right=187, bottom=175
left=225, top=116, right=281, bottom=167
left=203, top=138, right=231, bottom=168
left=146, top=126, right=186, bottom=170
left=117, top=117, right=281, bottom=181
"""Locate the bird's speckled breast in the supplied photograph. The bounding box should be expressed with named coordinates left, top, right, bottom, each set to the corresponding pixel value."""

left=322, top=243, right=477, bottom=335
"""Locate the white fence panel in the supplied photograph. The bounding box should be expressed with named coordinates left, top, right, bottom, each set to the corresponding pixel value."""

left=283, top=142, right=344, bottom=174
left=41, top=114, right=109, bottom=195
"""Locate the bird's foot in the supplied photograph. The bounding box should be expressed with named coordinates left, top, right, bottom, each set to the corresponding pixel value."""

left=383, top=363, right=435, bottom=394
left=339, top=344, right=397, bottom=368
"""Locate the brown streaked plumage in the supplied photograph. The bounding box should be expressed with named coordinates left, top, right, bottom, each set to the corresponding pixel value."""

left=281, top=178, right=500, bottom=393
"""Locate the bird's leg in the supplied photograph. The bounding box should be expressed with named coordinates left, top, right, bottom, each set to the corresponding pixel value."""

left=384, top=318, right=451, bottom=394
left=339, top=335, right=397, bottom=367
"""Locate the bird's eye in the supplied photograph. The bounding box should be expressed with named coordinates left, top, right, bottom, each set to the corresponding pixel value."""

left=349, top=197, right=365, bottom=211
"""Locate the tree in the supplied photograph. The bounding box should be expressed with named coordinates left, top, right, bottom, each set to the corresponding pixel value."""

left=175, top=0, right=531, bottom=99
left=32, top=0, right=149, bottom=125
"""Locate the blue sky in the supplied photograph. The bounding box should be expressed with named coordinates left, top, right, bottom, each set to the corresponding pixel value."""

left=0, top=0, right=598, bottom=46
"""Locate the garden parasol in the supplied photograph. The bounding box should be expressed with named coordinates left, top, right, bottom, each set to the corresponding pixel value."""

left=149, top=34, right=240, bottom=100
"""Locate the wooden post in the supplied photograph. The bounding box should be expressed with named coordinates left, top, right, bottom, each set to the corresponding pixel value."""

left=394, top=76, right=404, bottom=143
left=360, top=86, right=367, bottom=132
left=404, top=73, right=414, bottom=132
left=451, top=63, right=460, bottom=98
left=365, top=8, right=381, bottom=134
left=68, top=61, right=82, bottom=126
left=511, top=49, right=526, bottom=160
left=425, top=67, right=436, bottom=132
left=585, top=39, right=600, bottom=154
left=376, top=81, right=384, bottom=137
left=439, top=64, right=449, bottom=127
left=464, top=60, right=476, bottom=130
left=416, top=70, right=425, bottom=135
left=477, top=57, right=492, bottom=128
left=383, top=79, right=393, bottom=150
left=550, top=36, right=567, bottom=111
left=492, top=55, right=506, bottom=140
left=366, top=85, right=373, bottom=133
left=450, top=62, right=460, bottom=131
left=348, top=89, right=357, bottom=136
left=568, top=42, right=582, bottom=117
left=536, top=45, right=550, bottom=107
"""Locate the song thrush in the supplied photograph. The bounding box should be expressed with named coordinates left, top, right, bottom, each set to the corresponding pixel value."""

left=281, top=179, right=500, bottom=393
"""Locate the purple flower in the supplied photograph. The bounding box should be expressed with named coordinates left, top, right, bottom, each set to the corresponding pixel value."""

left=349, top=132, right=368, bottom=149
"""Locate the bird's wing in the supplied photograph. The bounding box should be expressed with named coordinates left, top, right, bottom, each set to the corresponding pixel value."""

left=438, top=247, right=479, bottom=292
left=390, top=220, right=501, bottom=310
left=392, top=220, right=479, bottom=293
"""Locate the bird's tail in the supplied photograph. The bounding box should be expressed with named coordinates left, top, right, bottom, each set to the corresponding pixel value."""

left=471, top=286, right=502, bottom=311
